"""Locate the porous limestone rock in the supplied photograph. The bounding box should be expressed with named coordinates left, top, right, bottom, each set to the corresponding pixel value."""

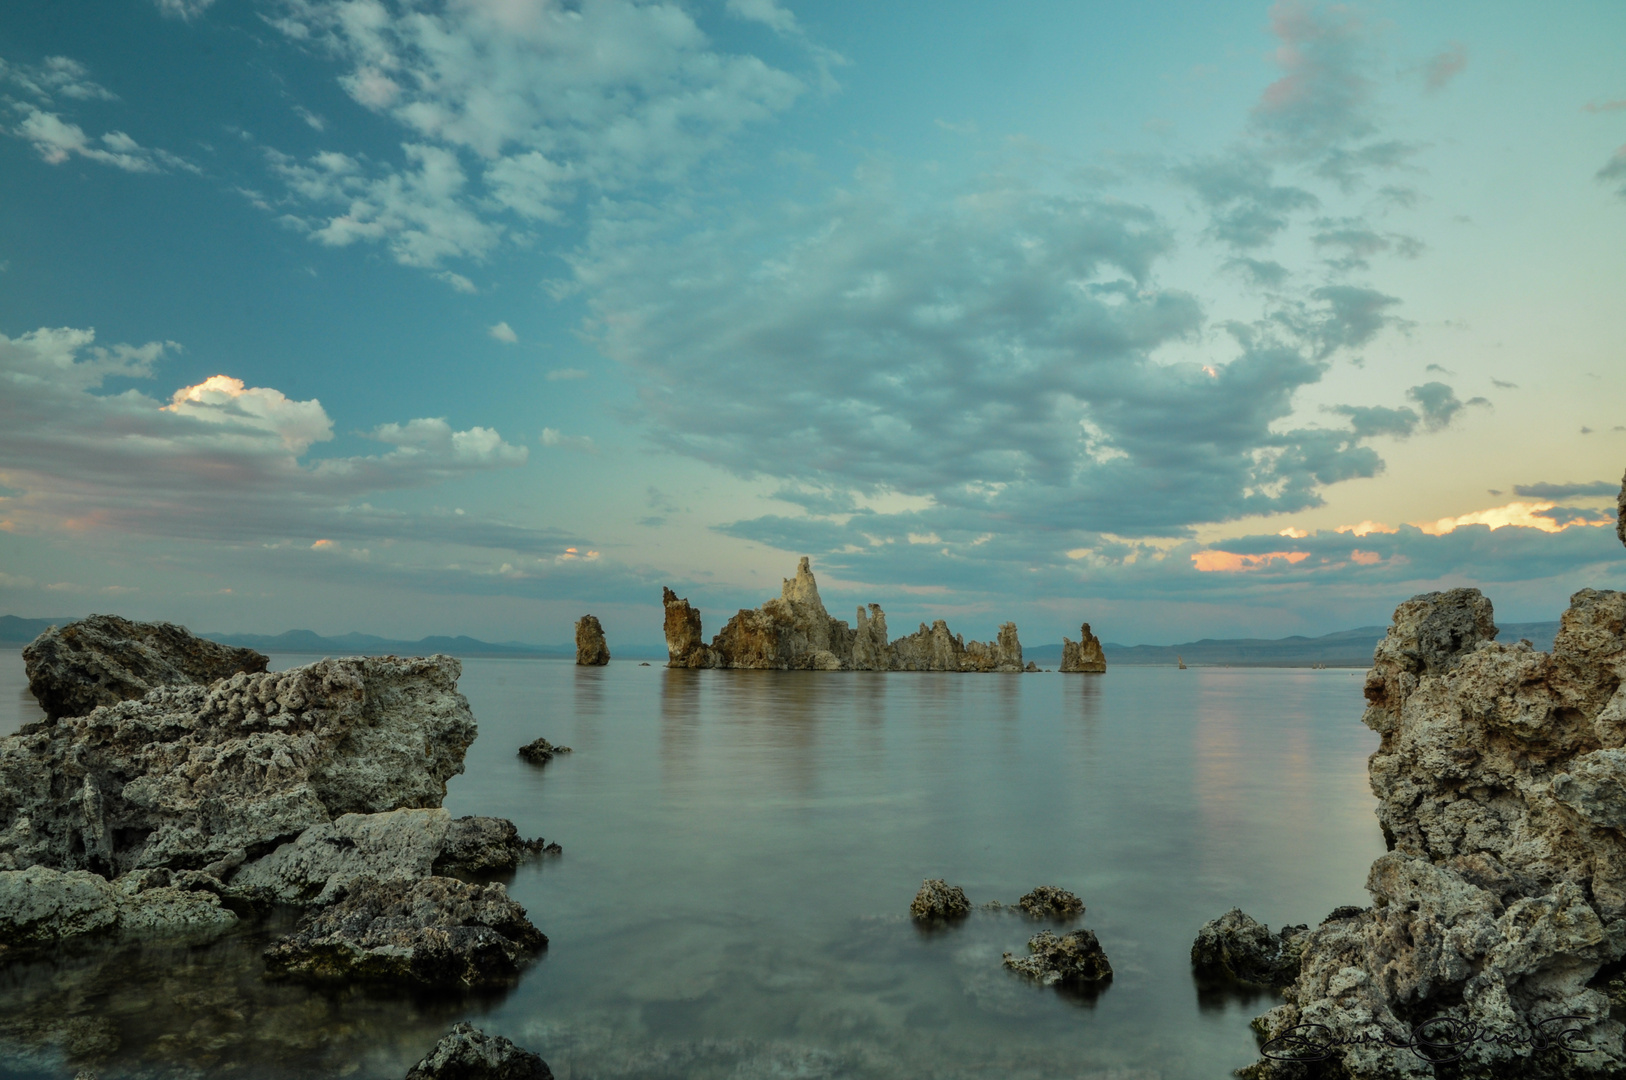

left=1003, top=929, right=1113, bottom=985
left=1060, top=623, right=1107, bottom=673
left=227, top=808, right=452, bottom=907
left=910, top=878, right=971, bottom=921
left=1189, top=907, right=1307, bottom=989
left=1238, top=587, right=1626, bottom=1078
left=23, top=614, right=268, bottom=720
left=574, top=615, right=610, bottom=666
left=1018, top=885, right=1085, bottom=920
left=405, top=1023, right=554, bottom=1080
left=0, top=655, right=476, bottom=880
left=662, top=587, right=717, bottom=669
left=517, top=737, right=571, bottom=764
left=852, top=604, right=891, bottom=670
left=707, top=557, right=855, bottom=671
left=0, top=865, right=236, bottom=950
left=263, top=875, right=545, bottom=989
left=433, top=816, right=545, bottom=876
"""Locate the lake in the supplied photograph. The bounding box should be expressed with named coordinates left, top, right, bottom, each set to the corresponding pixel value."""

left=0, top=652, right=1384, bottom=1079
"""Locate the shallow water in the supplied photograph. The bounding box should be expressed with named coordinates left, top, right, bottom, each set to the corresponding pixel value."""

left=0, top=652, right=1384, bottom=1079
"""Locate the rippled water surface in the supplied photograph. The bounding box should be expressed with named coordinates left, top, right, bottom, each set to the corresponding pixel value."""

left=0, top=651, right=1384, bottom=1079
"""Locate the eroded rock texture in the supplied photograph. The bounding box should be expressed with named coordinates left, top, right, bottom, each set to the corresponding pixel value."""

left=1018, top=885, right=1085, bottom=920
left=263, top=876, right=545, bottom=989
left=1190, top=908, right=1307, bottom=990
left=574, top=615, right=609, bottom=666
left=23, top=614, right=268, bottom=721
left=405, top=1023, right=554, bottom=1080
left=1242, top=587, right=1626, bottom=1078
left=517, top=737, right=571, bottom=764
left=662, top=558, right=1039, bottom=672
left=1060, top=623, right=1107, bottom=673
left=1618, top=466, right=1625, bottom=549
left=1003, top=929, right=1113, bottom=986
left=910, top=878, right=971, bottom=921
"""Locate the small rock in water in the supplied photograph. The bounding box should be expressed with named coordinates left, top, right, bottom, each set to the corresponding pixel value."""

left=263, top=875, right=546, bottom=989
left=517, top=737, right=572, bottom=764
left=405, top=1022, right=553, bottom=1080
left=1190, top=908, right=1306, bottom=989
left=1017, top=885, right=1084, bottom=919
left=909, top=878, right=971, bottom=921
left=1003, top=929, right=1112, bottom=985
left=574, top=614, right=610, bottom=666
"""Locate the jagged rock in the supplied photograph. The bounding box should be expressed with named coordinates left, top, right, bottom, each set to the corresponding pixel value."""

left=227, top=808, right=452, bottom=907
left=1018, top=885, right=1084, bottom=919
left=433, top=816, right=544, bottom=875
left=1240, top=587, right=1626, bottom=1078
left=853, top=604, right=891, bottom=670
left=909, top=878, right=971, bottom=920
left=708, top=557, right=854, bottom=671
left=1189, top=908, right=1306, bottom=989
left=1003, top=929, right=1112, bottom=985
left=405, top=1023, right=553, bottom=1080
left=22, top=614, right=268, bottom=720
left=263, top=875, right=545, bottom=989
left=574, top=615, right=610, bottom=666
left=0, top=655, right=476, bottom=880
left=1060, top=623, right=1107, bottom=673
left=889, top=620, right=968, bottom=671
left=517, top=737, right=571, bottom=764
left=662, top=587, right=717, bottom=668
left=0, top=865, right=236, bottom=950
left=1618, top=466, right=1626, bottom=548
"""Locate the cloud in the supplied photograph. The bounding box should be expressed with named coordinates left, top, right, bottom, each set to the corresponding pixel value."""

left=0, top=56, right=116, bottom=102
left=726, top=0, right=799, bottom=36
left=1415, top=500, right=1611, bottom=536
left=540, top=428, right=597, bottom=453
left=263, top=0, right=806, bottom=270
left=1310, top=217, right=1423, bottom=272
left=1585, top=100, right=1626, bottom=114
left=545, top=368, right=589, bottom=381
left=1514, top=480, right=1619, bottom=499
left=1225, top=257, right=1291, bottom=288
left=0, top=325, right=538, bottom=549
left=154, top=0, right=217, bottom=19
left=1598, top=146, right=1626, bottom=200
left=488, top=321, right=518, bottom=343
left=1175, top=155, right=1317, bottom=249
left=2, top=55, right=194, bottom=174
left=1421, top=43, right=1467, bottom=92
left=1406, top=381, right=1486, bottom=430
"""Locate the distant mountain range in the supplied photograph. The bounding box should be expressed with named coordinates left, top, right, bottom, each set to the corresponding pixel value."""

left=0, top=613, right=1562, bottom=667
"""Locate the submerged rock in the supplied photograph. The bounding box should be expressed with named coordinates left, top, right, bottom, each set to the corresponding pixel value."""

left=1017, top=885, right=1084, bottom=920
left=517, top=737, right=572, bottom=764
left=1003, top=929, right=1112, bottom=985
left=1189, top=908, right=1305, bottom=989
left=22, top=614, right=268, bottom=720
left=910, top=878, right=971, bottom=921
left=574, top=615, right=610, bottom=666
left=405, top=1023, right=553, bottom=1080
left=263, top=875, right=545, bottom=989
left=1059, top=623, right=1107, bottom=673
left=0, top=655, right=475, bottom=881
left=1238, top=587, right=1626, bottom=1078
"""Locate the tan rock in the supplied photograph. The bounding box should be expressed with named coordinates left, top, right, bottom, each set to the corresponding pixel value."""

left=661, top=587, right=716, bottom=668
left=1618, top=465, right=1625, bottom=548
left=1060, top=623, right=1107, bottom=673
left=574, top=614, right=610, bottom=665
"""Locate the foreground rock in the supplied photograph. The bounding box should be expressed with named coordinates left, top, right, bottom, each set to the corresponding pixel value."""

left=1018, top=885, right=1084, bottom=919
left=1003, top=929, right=1112, bottom=985
left=0, top=655, right=475, bottom=880
left=406, top=1023, right=553, bottom=1080
left=910, top=878, right=971, bottom=921
left=517, top=737, right=572, bottom=764
left=434, top=816, right=547, bottom=875
left=22, top=614, right=268, bottom=720
left=263, top=876, right=545, bottom=989
left=1238, top=587, right=1626, bottom=1078
left=0, top=865, right=236, bottom=951
left=574, top=615, right=609, bottom=666
left=1059, top=623, right=1107, bottom=673
left=1189, top=907, right=1308, bottom=990
left=662, top=557, right=1042, bottom=672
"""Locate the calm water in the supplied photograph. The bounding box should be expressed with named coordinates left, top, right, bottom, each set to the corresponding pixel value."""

left=0, top=652, right=1384, bottom=1080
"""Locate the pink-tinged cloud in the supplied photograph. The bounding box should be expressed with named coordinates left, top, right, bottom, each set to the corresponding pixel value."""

left=1414, top=500, right=1612, bottom=536
left=1192, top=549, right=1310, bottom=572
left=1350, top=549, right=1382, bottom=565
left=1335, top=520, right=1396, bottom=536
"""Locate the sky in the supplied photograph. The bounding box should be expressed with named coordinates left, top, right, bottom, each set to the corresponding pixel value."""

left=0, top=0, right=1623, bottom=648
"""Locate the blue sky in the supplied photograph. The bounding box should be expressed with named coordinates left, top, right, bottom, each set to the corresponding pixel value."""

left=1, top=0, right=1623, bottom=647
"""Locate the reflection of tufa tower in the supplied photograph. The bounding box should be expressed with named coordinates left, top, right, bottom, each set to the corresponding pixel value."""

left=1059, top=623, right=1107, bottom=673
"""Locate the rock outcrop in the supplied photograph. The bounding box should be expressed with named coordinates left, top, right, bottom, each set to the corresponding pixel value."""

left=405, top=1023, right=554, bottom=1080
left=1190, top=907, right=1309, bottom=990
left=910, top=878, right=971, bottom=921
left=1003, top=929, right=1113, bottom=985
left=22, top=614, right=268, bottom=721
left=263, top=875, right=546, bottom=989
left=1060, top=623, right=1107, bottom=673
left=0, top=655, right=476, bottom=880
left=226, top=808, right=453, bottom=907
left=517, top=737, right=571, bottom=764
left=1018, top=885, right=1084, bottom=920
left=574, top=615, right=609, bottom=666
left=662, top=558, right=1042, bottom=672
left=0, top=865, right=237, bottom=951
left=1238, top=587, right=1626, bottom=1078
left=1618, top=466, right=1625, bottom=549
left=433, top=816, right=546, bottom=876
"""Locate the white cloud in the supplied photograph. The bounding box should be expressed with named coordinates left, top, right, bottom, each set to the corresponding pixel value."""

left=154, top=0, right=217, bottom=19
left=0, top=326, right=534, bottom=547
left=540, top=427, right=598, bottom=453
left=727, top=0, right=799, bottom=36
left=488, top=321, right=518, bottom=343
left=545, top=367, right=588, bottom=381
left=2, top=56, right=196, bottom=174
